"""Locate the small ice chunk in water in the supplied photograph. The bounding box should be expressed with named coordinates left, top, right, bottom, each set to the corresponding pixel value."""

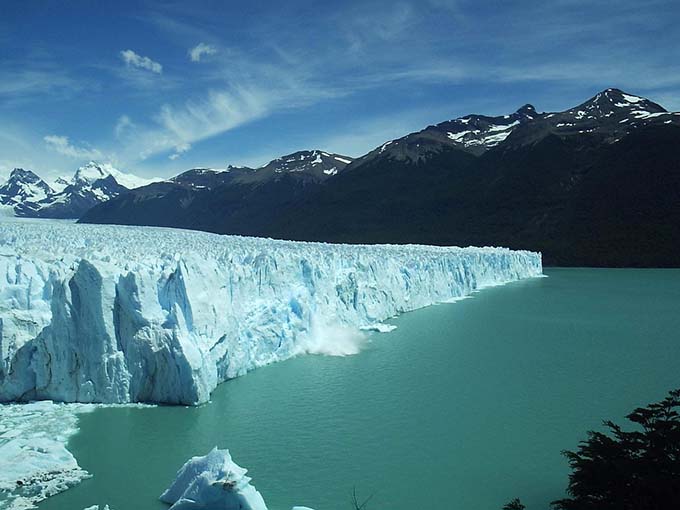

left=360, top=323, right=398, bottom=333
left=0, top=401, right=93, bottom=510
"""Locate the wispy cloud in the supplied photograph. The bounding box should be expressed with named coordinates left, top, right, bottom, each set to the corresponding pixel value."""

left=0, top=54, right=93, bottom=106
left=3, top=0, right=679, bottom=180
left=120, top=49, right=163, bottom=74
left=113, top=36, right=349, bottom=162
left=169, top=142, right=191, bottom=160
left=114, top=115, right=135, bottom=138
left=130, top=86, right=271, bottom=160
left=189, top=43, right=217, bottom=62
left=44, top=135, right=103, bottom=159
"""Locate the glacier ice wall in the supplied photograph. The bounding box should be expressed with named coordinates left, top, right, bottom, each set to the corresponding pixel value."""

left=0, top=221, right=542, bottom=404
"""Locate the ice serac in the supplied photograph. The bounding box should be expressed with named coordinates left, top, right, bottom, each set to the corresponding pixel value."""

left=0, top=222, right=542, bottom=405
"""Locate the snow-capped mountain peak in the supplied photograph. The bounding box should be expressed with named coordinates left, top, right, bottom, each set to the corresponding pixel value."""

left=0, top=168, right=53, bottom=205
left=516, top=104, right=537, bottom=117
left=3, top=162, right=161, bottom=219
left=71, top=161, right=160, bottom=189
left=423, top=104, right=539, bottom=155
left=266, top=150, right=353, bottom=175
left=72, top=161, right=112, bottom=184
left=234, top=150, right=355, bottom=181
left=49, top=176, right=70, bottom=193
left=568, top=88, right=667, bottom=120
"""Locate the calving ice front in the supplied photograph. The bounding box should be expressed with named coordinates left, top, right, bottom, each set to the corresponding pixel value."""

left=0, top=221, right=541, bottom=405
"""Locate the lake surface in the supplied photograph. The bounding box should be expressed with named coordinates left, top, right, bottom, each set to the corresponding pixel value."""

left=39, top=269, right=680, bottom=510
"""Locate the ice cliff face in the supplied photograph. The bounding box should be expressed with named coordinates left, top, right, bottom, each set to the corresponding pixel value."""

left=0, top=221, right=542, bottom=405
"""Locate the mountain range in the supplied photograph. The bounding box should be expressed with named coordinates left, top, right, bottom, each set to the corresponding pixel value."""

left=78, top=150, right=353, bottom=235
left=5, top=88, right=679, bottom=267
left=0, top=162, right=160, bottom=219
left=259, top=88, right=680, bottom=267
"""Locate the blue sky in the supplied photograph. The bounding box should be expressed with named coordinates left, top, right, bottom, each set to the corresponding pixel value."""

left=1, top=0, right=679, bottom=179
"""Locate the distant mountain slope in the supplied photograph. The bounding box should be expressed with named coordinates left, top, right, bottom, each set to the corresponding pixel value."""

left=1, top=162, right=159, bottom=219
left=80, top=89, right=680, bottom=267
left=264, top=90, right=680, bottom=266
left=79, top=150, right=354, bottom=234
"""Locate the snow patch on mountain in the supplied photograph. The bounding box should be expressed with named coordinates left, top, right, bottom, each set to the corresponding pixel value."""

left=621, top=92, right=644, bottom=104
left=446, top=119, right=519, bottom=148
left=47, top=177, right=70, bottom=193
left=266, top=150, right=352, bottom=175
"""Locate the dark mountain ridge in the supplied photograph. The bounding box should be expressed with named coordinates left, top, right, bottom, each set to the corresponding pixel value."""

left=80, top=89, right=680, bottom=267
left=80, top=150, right=354, bottom=234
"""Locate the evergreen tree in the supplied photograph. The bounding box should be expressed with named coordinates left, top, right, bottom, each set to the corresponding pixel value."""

left=503, top=497, right=526, bottom=510
left=552, top=389, right=680, bottom=510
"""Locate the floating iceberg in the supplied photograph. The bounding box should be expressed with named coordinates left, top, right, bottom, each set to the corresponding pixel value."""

left=160, top=448, right=267, bottom=510
left=162, top=448, right=315, bottom=510
left=0, top=221, right=542, bottom=404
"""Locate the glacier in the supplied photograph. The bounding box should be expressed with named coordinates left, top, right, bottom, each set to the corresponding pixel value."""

left=0, top=220, right=542, bottom=405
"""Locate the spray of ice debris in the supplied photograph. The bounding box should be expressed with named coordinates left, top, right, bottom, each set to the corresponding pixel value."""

left=296, top=319, right=368, bottom=357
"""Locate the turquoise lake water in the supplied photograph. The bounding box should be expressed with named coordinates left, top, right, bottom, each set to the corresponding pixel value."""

left=39, top=268, right=680, bottom=510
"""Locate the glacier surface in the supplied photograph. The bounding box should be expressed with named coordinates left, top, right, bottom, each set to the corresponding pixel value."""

left=0, top=220, right=542, bottom=405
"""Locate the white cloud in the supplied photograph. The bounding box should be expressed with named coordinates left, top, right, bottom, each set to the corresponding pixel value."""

left=120, top=49, right=163, bottom=74
left=114, top=115, right=135, bottom=138
left=128, top=86, right=270, bottom=160
left=169, top=142, right=191, bottom=160
left=44, top=135, right=103, bottom=160
left=189, top=43, right=217, bottom=62
left=113, top=52, right=348, bottom=164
